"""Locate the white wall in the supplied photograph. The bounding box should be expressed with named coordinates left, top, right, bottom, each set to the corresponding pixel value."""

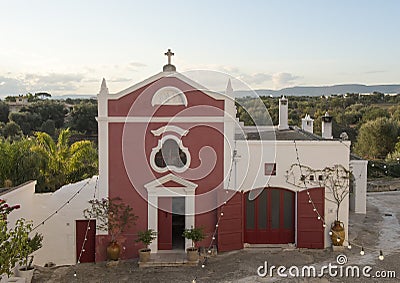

left=234, top=140, right=351, bottom=248
left=3, top=176, right=99, bottom=266
left=349, top=160, right=368, bottom=214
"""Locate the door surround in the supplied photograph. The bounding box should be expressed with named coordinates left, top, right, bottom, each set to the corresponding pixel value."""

left=144, top=173, right=198, bottom=252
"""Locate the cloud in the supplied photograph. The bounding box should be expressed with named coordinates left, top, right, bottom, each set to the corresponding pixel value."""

left=0, top=72, right=87, bottom=96
left=237, top=73, right=272, bottom=86
left=364, top=70, right=386, bottom=74
left=24, top=73, right=85, bottom=92
left=272, top=72, right=300, bottom=89
left=129, top=62, right=147, bottom=68
left=0, top=76, right=27, bottom=95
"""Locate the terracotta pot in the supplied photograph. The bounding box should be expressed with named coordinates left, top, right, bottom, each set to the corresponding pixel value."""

left=139, top=248, right=151, bottom=263
left=186, top=248, right=198, bottom=262
left=106, top=242, right=121, bottom=261
left=330, top=220, right=345, bottom=246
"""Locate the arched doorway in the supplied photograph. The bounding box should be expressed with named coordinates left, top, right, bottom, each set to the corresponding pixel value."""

left=245, top=188, right=295, bottom=244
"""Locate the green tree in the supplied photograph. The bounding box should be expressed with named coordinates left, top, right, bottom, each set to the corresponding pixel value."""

left=0, top=101, right=9, bottom=123
left=0, top=138, right=41, bottom=188
left=2, top=121, right=23, bottom=140
left=31, top=128, right=98, bottom=191
left=40, top=119, right=56, bottom=136
left=69, top=102, right=98, bottom=134
left=354, top=117, right=399, bottom=159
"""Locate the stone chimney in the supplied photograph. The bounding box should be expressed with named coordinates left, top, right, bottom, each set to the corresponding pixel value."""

left=321, top=112, right=333, bottom=139
left=278, top=96, right=289, bottom=130
left=301, top=114, right=314, bottom=134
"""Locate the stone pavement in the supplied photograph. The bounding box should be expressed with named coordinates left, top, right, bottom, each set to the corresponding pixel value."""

left=32, top=191, right=400, bottom=282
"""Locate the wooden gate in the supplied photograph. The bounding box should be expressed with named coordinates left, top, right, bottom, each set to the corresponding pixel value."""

left=217, top=191, right=244, bottom=252
left=297, top=187, right=325, bottom=248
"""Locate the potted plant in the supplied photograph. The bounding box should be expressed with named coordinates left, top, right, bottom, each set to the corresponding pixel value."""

left=322, top=165, right=350, bottom=247
left=135, top=229, right=157, bottom=263
left=16, top=229, right=43, bottom=283
left=84, top=197, right=138, bottom=261
left=182, top=227, right=205, bottom=262
left=1, top=200, right=22, bottom=281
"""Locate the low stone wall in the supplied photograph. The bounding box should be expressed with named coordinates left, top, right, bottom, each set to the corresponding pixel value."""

left=367, top=178, right=400, bottom=192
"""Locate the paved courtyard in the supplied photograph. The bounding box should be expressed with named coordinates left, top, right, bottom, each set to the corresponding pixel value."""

left=32, top=192, right=400, bottom=282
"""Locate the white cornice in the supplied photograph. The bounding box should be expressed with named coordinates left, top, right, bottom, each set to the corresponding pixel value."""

left=107, top=72, right=226, bottom=101
left=144, top=173, right=198, bottom=191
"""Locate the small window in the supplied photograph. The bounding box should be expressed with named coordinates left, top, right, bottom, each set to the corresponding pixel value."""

left=300, top=175, right=306, bottom=181
left=264, top=163, right=276, bottom=176
left=318, top=175, right=323, bottom=181
left=309, top=175, right=314, bottom=181
left=154, top=139, right=187, bottom=168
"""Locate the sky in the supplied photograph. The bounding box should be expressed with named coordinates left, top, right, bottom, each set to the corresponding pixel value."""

left=0, top=0, right=399, bottom=96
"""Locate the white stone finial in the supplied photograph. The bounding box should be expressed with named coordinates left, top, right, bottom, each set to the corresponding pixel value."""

left=99, top=78, right=109, bottom=96
left=226, top=79, right=233, bottom=96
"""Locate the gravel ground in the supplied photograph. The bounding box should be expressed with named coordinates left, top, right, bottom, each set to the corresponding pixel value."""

left=32, top=192, right=400, bottom=283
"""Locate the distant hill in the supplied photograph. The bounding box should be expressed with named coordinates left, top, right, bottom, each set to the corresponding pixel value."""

left=235, top=84, right=400, bottom=97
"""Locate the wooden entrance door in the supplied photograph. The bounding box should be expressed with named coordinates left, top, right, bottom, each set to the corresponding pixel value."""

left=76, top=220, right=96, bottom=263
left=158, top=197, right=172, bottom=250
left=245, top=188, right=295, bottom=244
left=297, top=187, right=324, bottom=248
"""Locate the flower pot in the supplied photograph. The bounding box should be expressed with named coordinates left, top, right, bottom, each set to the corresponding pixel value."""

left=139, top=248, right=151, bottom=263
left=16, top=267, right=34, bottom=283
left=106, top=242, right=121, bottom=261
left=186, top=248, right=198, bottom=262
left=330, top=220, right=345, bottom=246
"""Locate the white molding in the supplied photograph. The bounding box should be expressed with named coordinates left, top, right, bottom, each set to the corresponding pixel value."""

left=151, top=125, right=188, bottom=137
left=144, top=174, right=198, bottom=252
left=144, top=173, right=198, bottom=191
left=99, top=116, right=225, bottom=123
left=107, top=72, right=226, bottom=101
left=151, top=86, right=188, bottom=106
left=149, top=135, right=191, bottom=174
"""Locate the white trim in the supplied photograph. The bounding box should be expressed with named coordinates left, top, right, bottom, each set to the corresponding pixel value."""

left=144, top=174, right=198, bottom=252
left=97, top=116, right=225, bottom=123
left=107, top=72, right=226, bottom=101
left=151, top=86, right=188, bottom=106
left=144, top=173, right=198, bottom=191
left=151, top=125, right=188, bottom=137
left=149, top=135, right=191, bottom=174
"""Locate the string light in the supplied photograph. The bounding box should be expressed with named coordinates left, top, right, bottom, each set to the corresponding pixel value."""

left=379, top=250, right=384, bottom=260
left=347, top=242, right=352, bottom=249
left=293, top=140, right=395, bottom=260
left=31, top=178, right=93, bottom=232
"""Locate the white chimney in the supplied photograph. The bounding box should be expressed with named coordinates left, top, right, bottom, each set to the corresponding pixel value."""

left=278, top=96, right=289, bottom=130
left=301, top=114, right=314, bottom=134
left=322, top=112, right=333, bottom=139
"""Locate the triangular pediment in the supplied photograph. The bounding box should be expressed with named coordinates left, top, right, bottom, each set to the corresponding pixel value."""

left=108, top=71, right=225, bottom=101
left=144, top=173, right=198, bottom=191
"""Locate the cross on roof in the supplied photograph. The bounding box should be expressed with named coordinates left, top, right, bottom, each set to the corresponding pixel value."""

left=164, top=49, right=174, bottom=65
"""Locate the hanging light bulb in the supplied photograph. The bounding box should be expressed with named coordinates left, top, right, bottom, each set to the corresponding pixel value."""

left=201, top=264, right=205, bottom=268
left=308, top=199, right=312, bottom=203
left=215, top=224, right=219, bottom=228
left=336, top=237, right=341, bottom=242
left=74, top=271, right=77, bottom=277
left=220, top=212, right=224, bottom=216
left=317, top=216, right=321, bottom=220
left=329, top=231, right=333, bottom=236
left=323, top=223, right=326, bottom=228
left=313, top=208, right=316, bottom=212
left=360, top=246, right=365, bottom=256
left=347, top=242, right=352, bottom=249
left=379, top=250, right=384, bottom=261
